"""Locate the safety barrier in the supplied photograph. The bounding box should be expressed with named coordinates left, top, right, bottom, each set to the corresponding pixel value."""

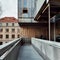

left=0, top=38, right=21, bottom=60
left=31, top=38, right=60, bottom=60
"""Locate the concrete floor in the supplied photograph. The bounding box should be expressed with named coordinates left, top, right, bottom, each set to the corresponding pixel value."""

left=17, top=44, right=44, bottom=60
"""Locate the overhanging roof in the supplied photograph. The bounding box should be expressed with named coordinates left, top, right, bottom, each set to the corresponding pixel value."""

left=35, top=0, right=60, bottom=21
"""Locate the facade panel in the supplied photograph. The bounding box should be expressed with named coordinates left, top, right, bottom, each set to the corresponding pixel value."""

left=18, top=0, right=37, bottom=22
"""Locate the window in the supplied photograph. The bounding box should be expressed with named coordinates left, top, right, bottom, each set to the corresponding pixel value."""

left=0, top=42, right=3, bottom=45
left=12, top=23, right=14, bottom=26
left=0, top=28, right=3, bottom=32
left=6, top=29, right=9, bottom=32
left=23, top=8, right=28, bottom=13
left=6, top=23, right=8, bottom=26
left=6, top=35, right=9, bottom=39
left=12, top=34, right=15, bottom=38
left=0, top=35, right=3, bottom=38
left=12, top=29, right=15, bottom=32
left=0, top=23, right=2, bottom=26
left=17, top=35, right=20, bottom=38
left=23, top=0, right=27, bottom=8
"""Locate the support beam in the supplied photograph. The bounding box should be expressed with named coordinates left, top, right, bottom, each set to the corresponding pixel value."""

left=48, top=3, right=51, bottom=41
left=54, top=22, right=56, bottom=41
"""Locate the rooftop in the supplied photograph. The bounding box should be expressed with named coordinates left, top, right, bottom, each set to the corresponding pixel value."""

left=0, top=17, right=18, bottom=23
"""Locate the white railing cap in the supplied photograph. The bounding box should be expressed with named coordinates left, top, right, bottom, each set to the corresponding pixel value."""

left=0, top=38, right=20, bottom=50
left=31, top=38, right=60, bottom=48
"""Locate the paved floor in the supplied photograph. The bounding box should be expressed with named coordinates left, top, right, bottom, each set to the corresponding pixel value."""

left=17, top=44, right=44, bottom=60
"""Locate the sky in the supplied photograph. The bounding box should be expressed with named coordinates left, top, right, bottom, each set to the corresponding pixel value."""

left=0, top=0, right=45, bottom=19
left=0, top=0, right=18, bottom=18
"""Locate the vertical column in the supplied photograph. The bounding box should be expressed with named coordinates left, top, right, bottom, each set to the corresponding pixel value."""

left=48, top=3, right=50, bottom=41
left=54, top=22, right=56, bottom=41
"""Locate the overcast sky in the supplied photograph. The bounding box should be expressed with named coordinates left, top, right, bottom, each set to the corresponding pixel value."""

left=0, top=0, right=18, bottom=18
left=0, top=0, right=45, bottom=19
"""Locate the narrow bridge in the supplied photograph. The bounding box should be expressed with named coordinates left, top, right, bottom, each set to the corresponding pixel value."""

left=0, top=38, right=60, bottom=60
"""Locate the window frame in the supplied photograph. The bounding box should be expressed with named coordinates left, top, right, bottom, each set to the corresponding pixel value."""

left=0, top=28, right=3, bottom=32
left=0, top=35, right=3, bottom=39
left=6, top=34, right=9, bottom=39
left=6, top=28, right=9, bottom=32
left=12, top=28, right=15, bottom=32
left=12, top=34, right=15, bottom=38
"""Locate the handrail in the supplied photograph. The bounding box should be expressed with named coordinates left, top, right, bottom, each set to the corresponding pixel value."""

left=0, top=38, right=21, bottom=60
left=32, top=38, right=60, bottom=48
left=0, top=38, right=20, bottom=49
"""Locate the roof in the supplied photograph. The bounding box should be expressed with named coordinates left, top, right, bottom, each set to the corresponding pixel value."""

left=0, top=17, right=18, bottom=23
left=35, top=0, right=60, bottom=21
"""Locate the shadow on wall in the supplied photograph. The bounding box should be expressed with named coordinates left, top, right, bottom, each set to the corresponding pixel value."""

left=35, top=35, right=47, bottom=40
left=20, top=37, right=31, bottom=45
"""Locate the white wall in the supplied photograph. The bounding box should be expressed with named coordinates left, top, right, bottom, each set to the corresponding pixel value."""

left=31, top=38, right=60, bottom=60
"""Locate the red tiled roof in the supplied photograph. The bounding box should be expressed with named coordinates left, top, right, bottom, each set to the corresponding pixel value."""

left=0, top=17, right=18, bottom=23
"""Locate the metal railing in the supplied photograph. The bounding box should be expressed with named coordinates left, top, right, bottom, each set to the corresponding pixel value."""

left=31, top=38, right=60, bottom=60
left=0, top=38, right=21, bottom=60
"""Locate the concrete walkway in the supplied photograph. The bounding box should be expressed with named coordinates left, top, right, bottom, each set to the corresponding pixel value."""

left=17, top=44, right=44, bottom=60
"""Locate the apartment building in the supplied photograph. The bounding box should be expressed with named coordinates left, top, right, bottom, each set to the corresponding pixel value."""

left=0, top=17, right=20, bottom=45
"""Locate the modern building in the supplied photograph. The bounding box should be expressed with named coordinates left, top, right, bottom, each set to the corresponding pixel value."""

left=0, top=17, right=20, bottom=44
left=18, top=0, right=37, bottom=22
left=34, top=0, right=60, bottom=41
left=18, top=0, right=48, bottom=39
left=18, top=0, right=60, bottom=41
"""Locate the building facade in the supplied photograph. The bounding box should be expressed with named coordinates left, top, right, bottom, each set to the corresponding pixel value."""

left=18, top=0, right=48, bottom=39
left=18, top=0, right=37, bottom=22
left=0, top=17, right=20, bottom=45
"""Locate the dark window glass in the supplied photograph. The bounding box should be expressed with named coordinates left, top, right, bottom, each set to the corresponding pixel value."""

left=12, top=35, right=15, bottom=38
left=6, top=35, right=9, bottom=38
left=0, top=35, right=3, bottom=38
left=12, top=23, right=14, bottom=26
left=6, top=23, right=8, bottom=26
left=0, top=42, right=3, bottom=45
left=0, top=29, right=3, bottom=32
left=17, top=35, right=20, bottom=38
left=23, top=8, right=28, bottom=13
left=6, top=29, right=9, bottom=32
left=12, top=29, right=15, bottom=32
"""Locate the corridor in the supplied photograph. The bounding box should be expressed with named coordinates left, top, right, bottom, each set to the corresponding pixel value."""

left=17, top=44, right=43, bottom=60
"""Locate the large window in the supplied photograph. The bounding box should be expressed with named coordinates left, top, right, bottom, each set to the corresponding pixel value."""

left=0, top=35, right=3, bottom=39
left=6, top=29, right=9, bottom=32
left=0, top=42, right=3, bottom=45
left=22, top=0, right=28, bottom=18
left=17, top=34, right=20, bottom=38
left=6, top=23, right=8, bottom=26
left=18, top=0, right=35, bottom=18
left=12, top=34, right=15, bottom=38
left=12, top=29, right=15, bottom=32
left=0, top=28, right=3, bottom=32
left=23, top=0, right=27, bottom=8
left=6, top=35, right=9, bottom=39
left=12, top=23, right=14, bottom=26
